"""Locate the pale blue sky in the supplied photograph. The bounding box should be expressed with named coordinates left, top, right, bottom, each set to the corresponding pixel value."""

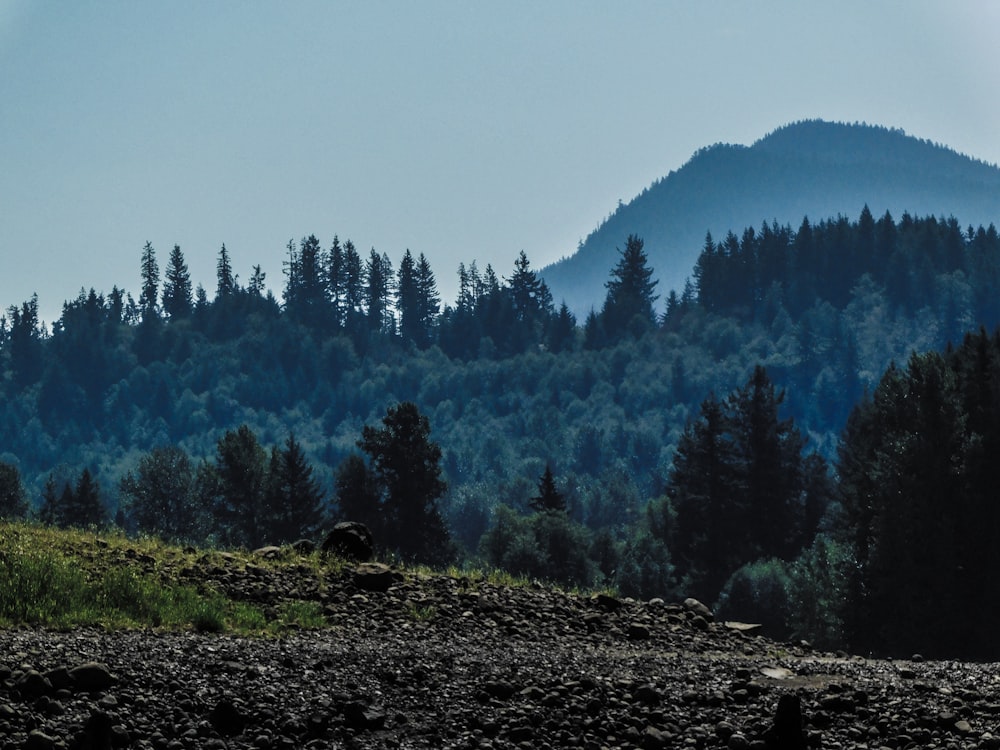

left=2, top=1, right=998, bottom=322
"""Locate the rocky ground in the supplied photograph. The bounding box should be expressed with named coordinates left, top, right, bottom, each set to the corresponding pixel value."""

left=3, top=548, right=1000, bottom=749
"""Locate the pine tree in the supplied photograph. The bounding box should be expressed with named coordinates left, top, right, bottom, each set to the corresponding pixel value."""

left=548, top=302, right=576, bottom=353
left=358, top=401, right=452, bottom=563
left=415, top=253, right=440, bottom=348
left=7, top=295, right=45, bottom=387
left=327, top=236, right=344, bottom=329
left=211, top=425, right=268, bottom=548
left=216, top=243, right=236, bottom=299
left=727, top=364, right=807, bottom=561
left=0, top=461, right=28, bottom=519
left=64, top=468, right=107, bottom=528
left=669, top=393, right=741, bottom=599
left=162, top=244, right=194, bottom=319
left=529, top=465, right=566, bottom=514
left=601, top=234, right=658, bottom=339
left=265, top=434, right=326, bottom=543
left=396, top=249, right=421, bottom=346
left=138, top=241, right=160, bottom=320
left=365, top=249, right=393, bottom=335
left=334, top=453, right=380, bottom=532
left=341, top=240, right=364, bottom=338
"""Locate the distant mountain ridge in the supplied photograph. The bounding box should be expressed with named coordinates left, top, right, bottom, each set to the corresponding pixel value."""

left=541, top=120, right=1000, bottom=317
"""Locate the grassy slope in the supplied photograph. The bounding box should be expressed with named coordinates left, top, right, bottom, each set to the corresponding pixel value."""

left=0, top=521, right=335, bottom=632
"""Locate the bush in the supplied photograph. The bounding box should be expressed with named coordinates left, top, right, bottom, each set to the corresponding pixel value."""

left=716, top=558, right=793, bottom=640
left=479, top=504, right=597, bottom=588
left=615, top=530, right=675, bottom=601
left=787, top=535, right=849, bottom=649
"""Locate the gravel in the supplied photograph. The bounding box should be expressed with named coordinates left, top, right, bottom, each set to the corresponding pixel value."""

left=3, top=559, right=1000, bottom=749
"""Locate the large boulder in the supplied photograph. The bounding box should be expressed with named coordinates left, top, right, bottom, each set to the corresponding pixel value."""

left=353, top=562, right=399, bottom=593
left=321, top=522, right=375, bottom=562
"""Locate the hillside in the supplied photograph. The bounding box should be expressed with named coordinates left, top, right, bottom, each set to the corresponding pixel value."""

left=1, top=524, right=997, bottom=749
left=541, top=120, right=1000, bottom=316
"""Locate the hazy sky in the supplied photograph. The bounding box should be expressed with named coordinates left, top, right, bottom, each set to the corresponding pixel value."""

left=2, top=1, right=998, bottom=322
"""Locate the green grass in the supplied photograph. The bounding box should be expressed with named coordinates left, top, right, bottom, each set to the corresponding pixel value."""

left=0, top=521, right=616, bottom=634
left=0, top=521, right=319, bottom=633
left=0, top=544, right=267, bottom=631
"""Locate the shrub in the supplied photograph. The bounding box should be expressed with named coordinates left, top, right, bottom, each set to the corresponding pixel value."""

left=716, top=558, right=793, bottom=640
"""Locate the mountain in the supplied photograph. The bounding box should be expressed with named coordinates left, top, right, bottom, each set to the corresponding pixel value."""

left=541, top=120, right=1000, bottom=317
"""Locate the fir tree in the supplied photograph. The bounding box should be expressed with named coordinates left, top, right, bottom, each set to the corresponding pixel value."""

left=162, top=244, right=193, bottom=319
left=601, top=234, right=658, bottom=339
left=529, top=465, right=566, bottom=514
left=359, top=401, right=452, bottom=564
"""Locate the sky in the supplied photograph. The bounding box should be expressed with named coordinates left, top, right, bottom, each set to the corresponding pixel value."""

left=2, top=1, right=999, bottom=323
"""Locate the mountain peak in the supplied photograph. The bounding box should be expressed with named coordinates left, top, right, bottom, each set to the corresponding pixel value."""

left=542, top=120, right=1000, bottom=317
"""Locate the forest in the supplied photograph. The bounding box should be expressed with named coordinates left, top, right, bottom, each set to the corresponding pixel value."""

left=2, top=205, right=1000, bottom=657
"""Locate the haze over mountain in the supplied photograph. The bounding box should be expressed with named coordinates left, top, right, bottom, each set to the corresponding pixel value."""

left=541, top=120, right=1000, bottom=317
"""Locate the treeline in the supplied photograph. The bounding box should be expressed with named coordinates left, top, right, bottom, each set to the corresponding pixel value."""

left=3, top=208, right=1000, bottom=657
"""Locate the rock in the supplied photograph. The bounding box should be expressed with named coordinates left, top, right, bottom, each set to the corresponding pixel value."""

left=762, top=693, right=806, bottom=749
left=628, top=622, right=651, bottom=640
left=291, top=538, right=316, bottom=554
left=643, top=726, right=670, bottom=748
left=69, top=662, right=116, bottom=692
left=43, top=667, right=72, bottom=691
left=70, top=709, right=115, bottom=750
left=593, top=592, right=622, bottom=610
left=632, top=683, right=660, bottom=705
left=683, top=597, right=714, bottom=621
left=210, top=698, right=249, bottom=736
left=252, top=545, right=282, bottom=559
left=353, top=562, right=397, bottom=592
left=16, top=670, right=50, bottom=699
left=482, top=680, right=517, bottom=700
left=342, top=701, right=386, bottom=730
left=322, top=522, right=375, bottom=561
left=690, top=615, right=710, bottom=631
left=24, top=730, right=57, bottom=750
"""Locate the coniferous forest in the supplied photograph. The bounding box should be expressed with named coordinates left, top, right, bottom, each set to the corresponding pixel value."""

left=3, top=206, right=1000, bottom=657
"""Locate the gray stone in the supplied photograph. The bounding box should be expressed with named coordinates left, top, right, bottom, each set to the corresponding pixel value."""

left=353, top=562, right=397, bottom=592
left=69, top=662, right=116, bottom=692
left=322, top=522, right=375, bottom=561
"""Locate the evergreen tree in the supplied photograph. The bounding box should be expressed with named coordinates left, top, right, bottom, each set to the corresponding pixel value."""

left=216, top=243, right=236, bottom=299
left=548, top=302, right=576, bottom=353
left=396, top=249, right=421, bottom=346
left=248, top=264, right=267, bottom=296
left=162, top=244, right=193, bottom=319
left=727, top=365, right=807, bottom=561
left=7, top=295, right=45, bottom=388
left=670, top=366, right=816, bottom=601
left=139, top=241, right=160, bottom=320
left=601, top=234, right=658, bottom=339
left=669, top=393, right=740, bottom=599
left=211, top=424, right=268, bottom=548
left=0, top=461, right=28, bottom=519
left=415, top=253, right=441, bottom=348
left=508, top=250, right=546, bottom=326
left=264, top=434, right=326, bottom=543
left=365, top=249, right=393, bottom=335
left=358, top=401, right=452, bottom=563
left=327, top=236, right=345, bottom=329
left=340, top=240, right=365, bottom=338
left=284, top=234, right=327, bottom=329
left=334, top=453, right=380, bottom=531
left=529, top=465, right=566, bottom=514
left=37, top=474, right=60, bottom=525
left=63, top=468, right=107, bottom=528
